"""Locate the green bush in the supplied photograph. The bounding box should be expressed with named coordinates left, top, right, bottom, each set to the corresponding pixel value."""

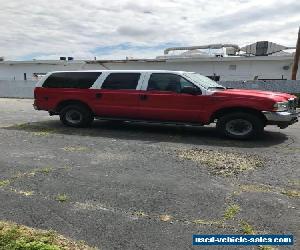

left=0, top=225, right=59, bottom=250
left=0, top=221, right=96, bottom=250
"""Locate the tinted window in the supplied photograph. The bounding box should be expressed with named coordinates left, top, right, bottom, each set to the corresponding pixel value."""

left=43, top=72, right=101, bottom=89
left=101, top=73, right=140, bottom=90
left=147, top=73, right=196, bottom=92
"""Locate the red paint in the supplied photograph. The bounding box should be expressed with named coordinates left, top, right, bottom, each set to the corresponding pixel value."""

left=34, top=86, right=296, bottom=124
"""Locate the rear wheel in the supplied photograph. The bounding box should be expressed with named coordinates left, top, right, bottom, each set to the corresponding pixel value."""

left=216, top=112, right=264, bottom=139
left=60, top=105, right=93, bottom=127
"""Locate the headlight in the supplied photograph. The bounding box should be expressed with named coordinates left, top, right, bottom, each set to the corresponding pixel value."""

left=273, top=101, right=289, bottom=111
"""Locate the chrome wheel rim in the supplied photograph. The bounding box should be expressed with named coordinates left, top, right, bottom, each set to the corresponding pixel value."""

left=225, top=119, right=253, bottom=136
left=65, top=110, right=82, bottom=124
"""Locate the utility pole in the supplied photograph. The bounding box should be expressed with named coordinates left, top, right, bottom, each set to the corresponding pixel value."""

left=291, top=27, right=300, bottom=80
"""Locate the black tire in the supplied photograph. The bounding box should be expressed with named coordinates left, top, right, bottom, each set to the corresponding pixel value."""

left=59, top=105, right=94, bottom=128
left=216, top=112, right=264, bottom=140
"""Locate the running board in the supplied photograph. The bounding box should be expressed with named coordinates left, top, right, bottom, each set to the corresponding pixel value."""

left=94, top=117, right=204, bottom=127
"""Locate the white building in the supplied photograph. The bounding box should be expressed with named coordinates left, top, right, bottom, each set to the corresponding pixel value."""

left=0, top=41, right=298, bottom=81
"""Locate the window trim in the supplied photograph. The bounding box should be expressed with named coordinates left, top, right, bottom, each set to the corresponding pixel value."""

left=36, top=72, right=52, bottom=87
left=91, top=72, right=109, bottom=89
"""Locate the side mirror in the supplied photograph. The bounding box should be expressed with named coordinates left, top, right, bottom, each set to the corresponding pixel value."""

left=181, top=86, right=201, bottom=95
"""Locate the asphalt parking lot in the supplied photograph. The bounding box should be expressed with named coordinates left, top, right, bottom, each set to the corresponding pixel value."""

left=0, top=98, right=299, bottom=250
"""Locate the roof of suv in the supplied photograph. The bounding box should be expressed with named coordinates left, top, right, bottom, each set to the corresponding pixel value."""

left=49, top=70, right=192, bottom=74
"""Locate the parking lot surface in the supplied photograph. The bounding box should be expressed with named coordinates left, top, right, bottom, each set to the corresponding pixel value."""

left=0, top=98, right=299, bottom=250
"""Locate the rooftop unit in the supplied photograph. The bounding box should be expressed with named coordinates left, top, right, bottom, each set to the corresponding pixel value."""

left=159, top=41, right=295, bottom=59
left=240, top=41, right=295, bottom=56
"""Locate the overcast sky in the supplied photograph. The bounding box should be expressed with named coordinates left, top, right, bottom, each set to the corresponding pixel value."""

left=0, top=0, right=299, bottom=60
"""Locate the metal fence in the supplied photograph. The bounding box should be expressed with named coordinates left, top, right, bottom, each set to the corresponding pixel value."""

left=220, top=80, right=300, bottom=93
left=0, top=80, right=300, bottom=99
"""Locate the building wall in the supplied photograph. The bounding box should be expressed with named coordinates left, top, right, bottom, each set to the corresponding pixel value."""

left=0, top=57, right=297, bottom=81
left=0, top=62, right=87, bottom=81
left=85, top=59, right=294, bottom=81
left=0, top=80, right=36, bottom=98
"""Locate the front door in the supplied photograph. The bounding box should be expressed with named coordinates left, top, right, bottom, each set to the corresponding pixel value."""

left=138, top=73, right=206, bottom=123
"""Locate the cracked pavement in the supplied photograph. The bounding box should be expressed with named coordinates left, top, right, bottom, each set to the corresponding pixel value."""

left=0, top=98, right=299, bottom=250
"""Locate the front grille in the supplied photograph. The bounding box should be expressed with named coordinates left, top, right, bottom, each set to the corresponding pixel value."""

left=288, top=98, right=298, bottom=111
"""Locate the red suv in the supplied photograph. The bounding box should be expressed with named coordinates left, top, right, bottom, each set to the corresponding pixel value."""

left=34, top=70, right=299, bottom=139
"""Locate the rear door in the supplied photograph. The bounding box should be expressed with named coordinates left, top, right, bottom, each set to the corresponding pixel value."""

left=138, top=73, right=205, bottom=123
left=92, top=72, right=143, bottom=118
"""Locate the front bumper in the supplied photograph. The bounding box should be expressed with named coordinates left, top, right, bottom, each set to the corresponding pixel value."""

left=263, top=110, right=299, bottom=128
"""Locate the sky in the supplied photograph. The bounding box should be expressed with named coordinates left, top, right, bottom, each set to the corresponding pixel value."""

left=0, top=0, right=299, bottom=60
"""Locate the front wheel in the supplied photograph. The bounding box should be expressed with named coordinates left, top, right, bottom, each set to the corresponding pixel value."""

left=60, top=105, right=94, bottom=128
left=216, top=112, right=264, bottom=140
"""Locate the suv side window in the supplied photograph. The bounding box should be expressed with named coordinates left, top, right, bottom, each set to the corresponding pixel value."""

left=43, top=72, right=101, bottom=89
left=147, top=73, right=196, bottom=93
left=101, top=73, right=140, bottom=90
left=179, top=77, right=197, bottom=89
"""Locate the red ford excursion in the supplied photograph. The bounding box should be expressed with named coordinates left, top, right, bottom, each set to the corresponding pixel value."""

left=34, top=70, right=299, bottom=139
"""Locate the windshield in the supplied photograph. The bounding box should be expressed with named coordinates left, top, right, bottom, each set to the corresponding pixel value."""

left=183, top=73, right=225, bottom=90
